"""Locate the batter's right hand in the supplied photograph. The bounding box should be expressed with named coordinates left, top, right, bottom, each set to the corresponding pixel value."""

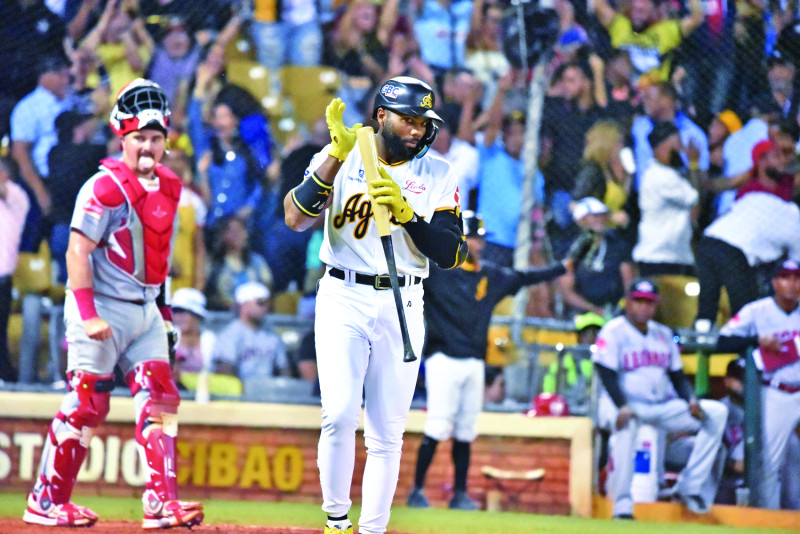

left=615, top=405, right=636, bottom=430
left=325, top=98, right=362, bottom=162
left=83, top=317, right=112, bottom=341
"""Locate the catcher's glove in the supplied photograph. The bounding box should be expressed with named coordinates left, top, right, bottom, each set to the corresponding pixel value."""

left=566, top=230, right=598, bottom=267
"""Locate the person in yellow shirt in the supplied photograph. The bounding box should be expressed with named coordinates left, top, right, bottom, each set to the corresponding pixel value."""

left=591, top=0, right=704, bottom=82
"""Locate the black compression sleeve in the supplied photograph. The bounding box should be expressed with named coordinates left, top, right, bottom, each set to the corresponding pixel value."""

left=595, top=364, right=627, bottom=408
left=519, top=263, right=567, bottom=286
left=716, top=335, right=759, bottom=353
left=668, top=369, right=696, bottom=402
left=401, top=209, right=465, bottom=269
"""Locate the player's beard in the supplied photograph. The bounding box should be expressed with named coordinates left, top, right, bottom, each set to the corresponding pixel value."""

left=381, top=123, right=418, bottom=161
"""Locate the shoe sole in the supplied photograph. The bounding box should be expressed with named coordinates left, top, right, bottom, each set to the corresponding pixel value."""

left=142, top=510, right=204, bottom=529
left=23, top=508, right=97, bottom=527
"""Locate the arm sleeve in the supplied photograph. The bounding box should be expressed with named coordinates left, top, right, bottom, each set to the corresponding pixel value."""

left=401, top=209, right=465, bottom=269
left=596, top=363, right=628, bottom=408
left=518, top=263, right=567, bottom=287
left=716, top=335, right=758, bottom=353
left=668, top=369, right=695, bottom=402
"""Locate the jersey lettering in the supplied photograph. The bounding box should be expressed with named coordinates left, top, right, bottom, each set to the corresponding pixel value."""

left=333, top=193, right=373, bottom=239
left=621, top=349, right=671, bottom=371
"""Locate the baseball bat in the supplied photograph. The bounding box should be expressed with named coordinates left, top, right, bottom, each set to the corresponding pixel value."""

left=357, top=126, right=417, bottom=363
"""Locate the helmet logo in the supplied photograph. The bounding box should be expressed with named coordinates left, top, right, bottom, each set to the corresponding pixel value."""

left=380, top=84, right=401, bottom=99
left=420, top=93, right=433, bottom=109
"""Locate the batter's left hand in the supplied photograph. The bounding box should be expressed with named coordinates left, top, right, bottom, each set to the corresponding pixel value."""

left=369, top=167, right=414, bottom=224
left=688, top=399, right=705, bottom=420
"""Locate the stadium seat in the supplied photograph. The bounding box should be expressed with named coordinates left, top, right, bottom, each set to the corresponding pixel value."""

left=223, top=31, right=256, bottom=63
left=278, top=66, right=341, bottom=130
left=242, top=376, right=315, bottom=403
left=650, top=274, right=698, bottom=329
left=13, top=242, right=52, bottom=300
left=271, top=291, right=301, bottom=315
left=179, top=372, right=243, bottom=397
left=225, top=59, right=279, bottom=114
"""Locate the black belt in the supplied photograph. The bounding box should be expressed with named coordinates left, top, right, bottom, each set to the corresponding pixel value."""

left=328, top=267, right=422, bottom=290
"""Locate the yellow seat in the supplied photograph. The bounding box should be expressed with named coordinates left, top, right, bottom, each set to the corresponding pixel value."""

left=226, top=59, right=276, bottom=111
left=223, top=30, right=256, bottom=62
left=179, top=372, right=243, bottom=396
left=272, top=291, right=301, bottom=315
left=279, top=66, right=341, bottom=130
left=13, top=242, right=52, bottom=298
left=650, top=274, right=698, bottom=329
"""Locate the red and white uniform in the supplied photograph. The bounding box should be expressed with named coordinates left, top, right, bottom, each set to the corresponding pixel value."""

left=720, top=297, right=800, bottom=509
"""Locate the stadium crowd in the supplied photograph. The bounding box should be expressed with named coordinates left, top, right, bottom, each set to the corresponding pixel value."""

left=1, top=0, right=800, bottom=513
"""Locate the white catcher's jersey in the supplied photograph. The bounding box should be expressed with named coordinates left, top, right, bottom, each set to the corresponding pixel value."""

left=306, top=143, right=460, bottom=278
left=720, top=297, right=800, bottom=382
left=593, top=316, right=683, bottom=403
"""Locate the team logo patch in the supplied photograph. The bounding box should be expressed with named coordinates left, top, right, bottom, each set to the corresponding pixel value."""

left=420, top=93, right=433, bottom=109
left=83, top=197, right=105, bottom=220
left=381, top=84, right=401, bottom=99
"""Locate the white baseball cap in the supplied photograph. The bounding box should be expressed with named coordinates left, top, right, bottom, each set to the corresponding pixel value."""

left=572, top=197, right=609, bottom=222
left=234, top=281, right=271, bottom=305
left=171, top=288, right=207, bottom=319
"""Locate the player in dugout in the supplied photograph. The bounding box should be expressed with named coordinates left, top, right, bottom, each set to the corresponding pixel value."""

left=407, top=212, right=595, bottom=509
left=23, top=79, right=203, bottom=529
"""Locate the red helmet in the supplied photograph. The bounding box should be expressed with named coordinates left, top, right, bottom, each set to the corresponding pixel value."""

left=109, top=79, right=170, bottom=136
left=526, top=393, right=570, bottom=417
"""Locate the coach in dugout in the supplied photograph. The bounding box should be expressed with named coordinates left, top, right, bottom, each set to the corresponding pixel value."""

left=406, top=211, right=594, bottom=510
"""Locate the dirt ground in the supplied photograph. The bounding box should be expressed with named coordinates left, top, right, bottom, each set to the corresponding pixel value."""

left=0, top=519, right=407, bottom=534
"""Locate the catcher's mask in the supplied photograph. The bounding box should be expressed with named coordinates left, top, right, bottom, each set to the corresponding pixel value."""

left=373, top=76, right=442, bottom=159
left=110, top=79, right=171, bottom=137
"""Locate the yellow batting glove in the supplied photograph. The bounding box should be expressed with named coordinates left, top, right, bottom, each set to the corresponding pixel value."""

left=325, top=98, right=362, bottom=162
left=368, top=167, right=414, bottom=224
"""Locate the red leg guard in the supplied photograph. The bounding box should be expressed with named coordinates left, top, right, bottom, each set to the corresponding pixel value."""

left=32, top=371, right=113, bottom=506
left=128, top=361, right=181, bottom=501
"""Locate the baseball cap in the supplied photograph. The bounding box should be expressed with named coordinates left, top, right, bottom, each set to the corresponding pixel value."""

left=572, top=197, right=608, bottom=222
left=55, top=111, right=94, bottom=138
left=627, top=278, right=660, bottom=301
left=171, top=288, right=207, bottom=319
left=717, top=110, right=742, bottom=134
left=462, top=210, right=486, bottom=237
left=752, top=140, right=775, bottom=166
left=235, top=281, right=271, bottom=305
left=775, top=259, right=800, bottom=277
left=647, top=120, right=680, bottom=150
left=574, top=312, right=606, bottom=331
left=726, top=358, right=745, bottom=381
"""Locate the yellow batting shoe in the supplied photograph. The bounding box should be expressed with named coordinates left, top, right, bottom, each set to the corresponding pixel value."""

left=324, top=525, right=353, bottom=534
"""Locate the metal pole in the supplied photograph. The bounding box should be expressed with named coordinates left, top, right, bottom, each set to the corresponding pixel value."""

left=694, top=348, right=710, bottom=398
left=743, top=346, right=762, bottom=506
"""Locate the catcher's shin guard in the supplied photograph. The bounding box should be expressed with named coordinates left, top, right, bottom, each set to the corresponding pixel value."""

left=29, top=371, right=113, bottom=507
left=128, top=360, right=181, bottom=501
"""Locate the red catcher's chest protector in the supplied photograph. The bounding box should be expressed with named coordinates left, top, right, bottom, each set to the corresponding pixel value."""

left=100, top=158, right=181, bottom=286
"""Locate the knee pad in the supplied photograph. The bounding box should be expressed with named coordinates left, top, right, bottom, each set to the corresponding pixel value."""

left=128, top=361, right=181, bottom=501
left=65, top=370, right=114, bottom=432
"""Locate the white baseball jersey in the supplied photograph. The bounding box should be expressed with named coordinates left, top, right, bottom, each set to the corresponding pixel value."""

left=720, top=297, right=800, bottom=382
left=306, top=144, right=460, bottom=277
left=71, top=169, right=177, bottom=302
left=593, top=316, right=683, bottom=403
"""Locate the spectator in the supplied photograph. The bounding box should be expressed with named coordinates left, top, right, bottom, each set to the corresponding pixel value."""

left=464, top=0, right=510, bottom=110
left=429, top=104, right=480, bottom=211
left=711, top=358, right=746, bottom=505
left=696, top=144, right=800, bottom=326
left=211, top=281, right=289, bottom=380
left=205, top=214, right=273, bottom=311
left=171, top=288, right=216, bottom=388
left=147, top=16, right=203, bottom=106
left=474, top=71, right=527, bottom=267
left=763, top=55, right=798, bottom=120
left=0, top=159, right=30, bottom=383
left=707, top=110, right=742, bottom=178
left=140, top=0, right=231, bottom=41
left=594, top=278, right=728, bottom=518
left=716, top=260, right=800, bottom=508
left=633, top=121, right=700, bottom=277
left=47, top=110, right=108, bottom=284
left=572, top=120, right=632, bottom=229
left=557, top=197, right=635, bottom=317
left=189, top=81, right=264, bottom=226
left=161, top=148, right=207, bottom=291
left=79, top=0, right=154, bottom=107
left=483, top=365, right=506, bottom=404
left=590, top=0, right=704, bottom=82
left=735, top=140, right=795, bottom=202
left=632, top=81, right=709, bottom=187
left=10, top=53, right=75, bottom=218
left=412, top=0, right=473, bottom=73
left=248, top=0, right=323, bottom=71
left=603, top=50, right=638, bottom=129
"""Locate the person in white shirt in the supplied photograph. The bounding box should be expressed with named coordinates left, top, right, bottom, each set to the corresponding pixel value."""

left=633, top=121, right=700, bottom=276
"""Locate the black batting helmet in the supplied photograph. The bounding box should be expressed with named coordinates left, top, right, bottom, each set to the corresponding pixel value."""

left=373, top=76, right=442, bottom=158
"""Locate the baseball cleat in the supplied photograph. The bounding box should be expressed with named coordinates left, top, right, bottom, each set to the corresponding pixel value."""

left=406, top=487, right=430, bottom=508
left=680, top=494, right=710, bottom=515
left=613, top=513, right=635, bottom=520
left=448, top=490, right=479, bottom=511
left=142, top=490, right=204, bottom=529
left=324, top=519, right=353, bottom=534
left=23, top=491, right=99, bottom=527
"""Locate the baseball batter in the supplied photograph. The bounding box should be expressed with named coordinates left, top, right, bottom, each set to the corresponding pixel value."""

left=284, top=77, right=466, bottom=534
left=594, top=279, right=728, bottom=518
left=407, top=213, right=594, bottom=510
left=717, top=259, right=800, bottom=509
left=23, top=79, right=203, bottom=529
